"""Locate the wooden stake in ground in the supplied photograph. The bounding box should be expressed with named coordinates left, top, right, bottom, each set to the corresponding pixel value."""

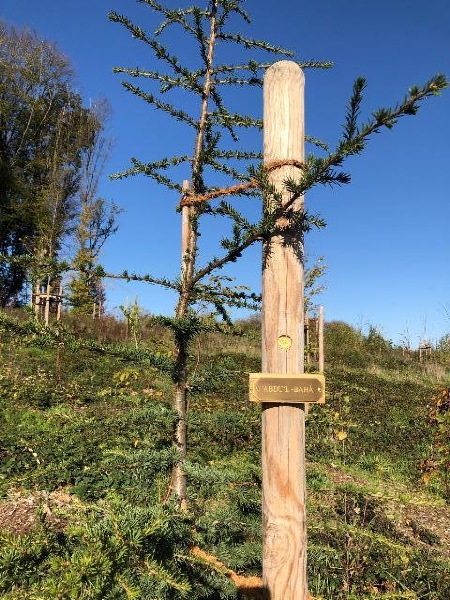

left=318, top=305, right=324, bottom=373
left=262, top=60, right=307, bottom=599
left=172, top=179, right=196, bottom=506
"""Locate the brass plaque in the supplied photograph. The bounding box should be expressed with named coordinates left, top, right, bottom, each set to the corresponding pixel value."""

left=249, top=373, right=325, bottom=404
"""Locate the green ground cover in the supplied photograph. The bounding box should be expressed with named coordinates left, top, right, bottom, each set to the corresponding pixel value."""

left=1, top=311, right=450, bottom=599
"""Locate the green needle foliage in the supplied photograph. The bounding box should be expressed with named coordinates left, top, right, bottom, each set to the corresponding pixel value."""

left=2, top=318, right=450, bottom=598
left=1, top=4, right=448, bottom=598
left=110, top=0, right=317, bottom=504
left=108, top=0, right=447, bottom=505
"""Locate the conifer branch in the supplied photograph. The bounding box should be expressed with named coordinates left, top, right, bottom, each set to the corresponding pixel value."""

left=194, top=281, right=261, bottom=305
left=192, top=229, right=262, bottom=284
left=192, top=283, right=261, bottom=313
left=298, top=59, right=334, bottom=70
left=214, top=200, right=253, bottom=229
left=213, top=58, right=332, bottom=73
left=112, top=67, right=204, bottom=95
left=119, top=81, right=198, bottom=128
left=205, top=148, right=261, bottom=184
left=215, top=75, right=263, bottom=86
left=216, top=0, right=252, bottom=26
left=305, top=135, right=329, bottom=151
left=141, top=0, right=200, bottom=37
left=343, top=76, right=366, bottom=142
left=209, top=87, right=239, bottom=140
left=271, top=73, right=449, bottom=216
left=103, top=270, right=179, bottom=291
left=0, top=312, right=174, bottom=372
left=204, top=158, right=252, bottom=182
left=213, top=149, right=262, bottom=161
left=217, top=32, right=294, bottom=56
left=111, top=156, right=188, bottom=190
left=144, top=558, right=192, bottom=595
left=0, top=253, right=182, bottom=290
left=194, top=6, right=211, bottom=68
left=192, top=272, right=261, bottom=305
left=209, top=109, right=262, bottom=129
left=109, top=11, right=194, bottom=80
left=213, top=60, right=263, bottom=74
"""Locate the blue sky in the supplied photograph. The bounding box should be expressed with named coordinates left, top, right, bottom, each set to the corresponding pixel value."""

left=1, top=0, right=449, bottom=346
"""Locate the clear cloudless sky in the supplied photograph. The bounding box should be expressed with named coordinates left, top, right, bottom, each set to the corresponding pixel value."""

left=1, top=0, right=449, bottom=346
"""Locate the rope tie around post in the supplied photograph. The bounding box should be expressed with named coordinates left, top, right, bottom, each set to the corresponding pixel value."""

left=178, top=160, right=304, bottom=208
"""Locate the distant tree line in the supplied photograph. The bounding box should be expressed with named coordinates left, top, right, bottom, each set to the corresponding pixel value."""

left=0, top=21, right=119, bottom=313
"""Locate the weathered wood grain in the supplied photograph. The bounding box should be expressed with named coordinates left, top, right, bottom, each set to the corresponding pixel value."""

left=262, top=60, right=307, bottom=599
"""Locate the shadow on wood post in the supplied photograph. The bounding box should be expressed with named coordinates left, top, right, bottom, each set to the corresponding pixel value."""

left=261, top=60, right=308, bottom=600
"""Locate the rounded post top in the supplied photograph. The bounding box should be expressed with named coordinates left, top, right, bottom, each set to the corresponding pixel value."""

left=263, top=60, right=305, bottom=165
left=265, top=60, right=304, bottom=82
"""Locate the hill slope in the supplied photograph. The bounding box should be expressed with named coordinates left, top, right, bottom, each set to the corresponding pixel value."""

left=0, top=312, right=449, bottom=599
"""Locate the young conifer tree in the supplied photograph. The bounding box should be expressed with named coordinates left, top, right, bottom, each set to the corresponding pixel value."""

left=67, top=101, right=121, bottom=316
left=109, top=0, right=447, bottom=506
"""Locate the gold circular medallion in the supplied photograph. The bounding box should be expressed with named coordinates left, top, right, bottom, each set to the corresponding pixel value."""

left=277, top=335, right=292, bottom=350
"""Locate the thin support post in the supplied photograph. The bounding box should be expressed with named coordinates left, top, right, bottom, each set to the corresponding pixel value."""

left=305, top=314, right=310, bottom=365
left=172, top=179, right=195, bottom=507
left=57, top=285, right=63, bottom=322
left=262, top=60, right=307, bottom=600
left=318, top=305, right=324, bottom=373
left=34, top=282, right=40, bottom=317
left=44, top=278, right=51, bottom=326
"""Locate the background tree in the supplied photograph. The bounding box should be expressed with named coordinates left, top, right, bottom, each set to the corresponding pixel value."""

left=304, top=256, right=327, bottom=314
left=109, top=0, right=447, bottom=506
left=67, top=100, right=120, bottom=315
left=0, top=22, right=108, bottom=306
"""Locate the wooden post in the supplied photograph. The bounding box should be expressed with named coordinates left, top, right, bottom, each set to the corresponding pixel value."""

left=262, top=61, right=307, bottom=599
left=181, top=180, right=195, bottom=280
left=304, top=313, right=310, bottom=365
left=44, top=277, right=51, bottom=326
left=318, top=305, right=324, bottom=373
left=172, top=179, right=195, bottom=506
left=57, top=284, right=63, bottom=322
left=34, top=281, right=40, bottom=317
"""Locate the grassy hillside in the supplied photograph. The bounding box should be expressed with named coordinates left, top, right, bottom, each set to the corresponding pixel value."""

left=0, top=310, right=450, bottom=599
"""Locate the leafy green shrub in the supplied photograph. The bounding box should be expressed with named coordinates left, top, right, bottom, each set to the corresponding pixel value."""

left=188, top=411, right=260, bottom=463
left=0, top=400, right=176, bottom=500
left=0, top=497, right=238, bottom=600
left=308, top=485, right=450, bottom=599
left=190, top=354, right=260, bottom=410
left=421, top=387, right=450, bottom=499
left=321, top=363, right=434, bottom=482
left=307, top=392, right=354, bottom=465
left=325, top=321, right=370, bottom=368
left=2, top=301, right=450, bottom=598
left=0, top=522, right=66, bottom=596
left=363, top=325, right=395, bottom=363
